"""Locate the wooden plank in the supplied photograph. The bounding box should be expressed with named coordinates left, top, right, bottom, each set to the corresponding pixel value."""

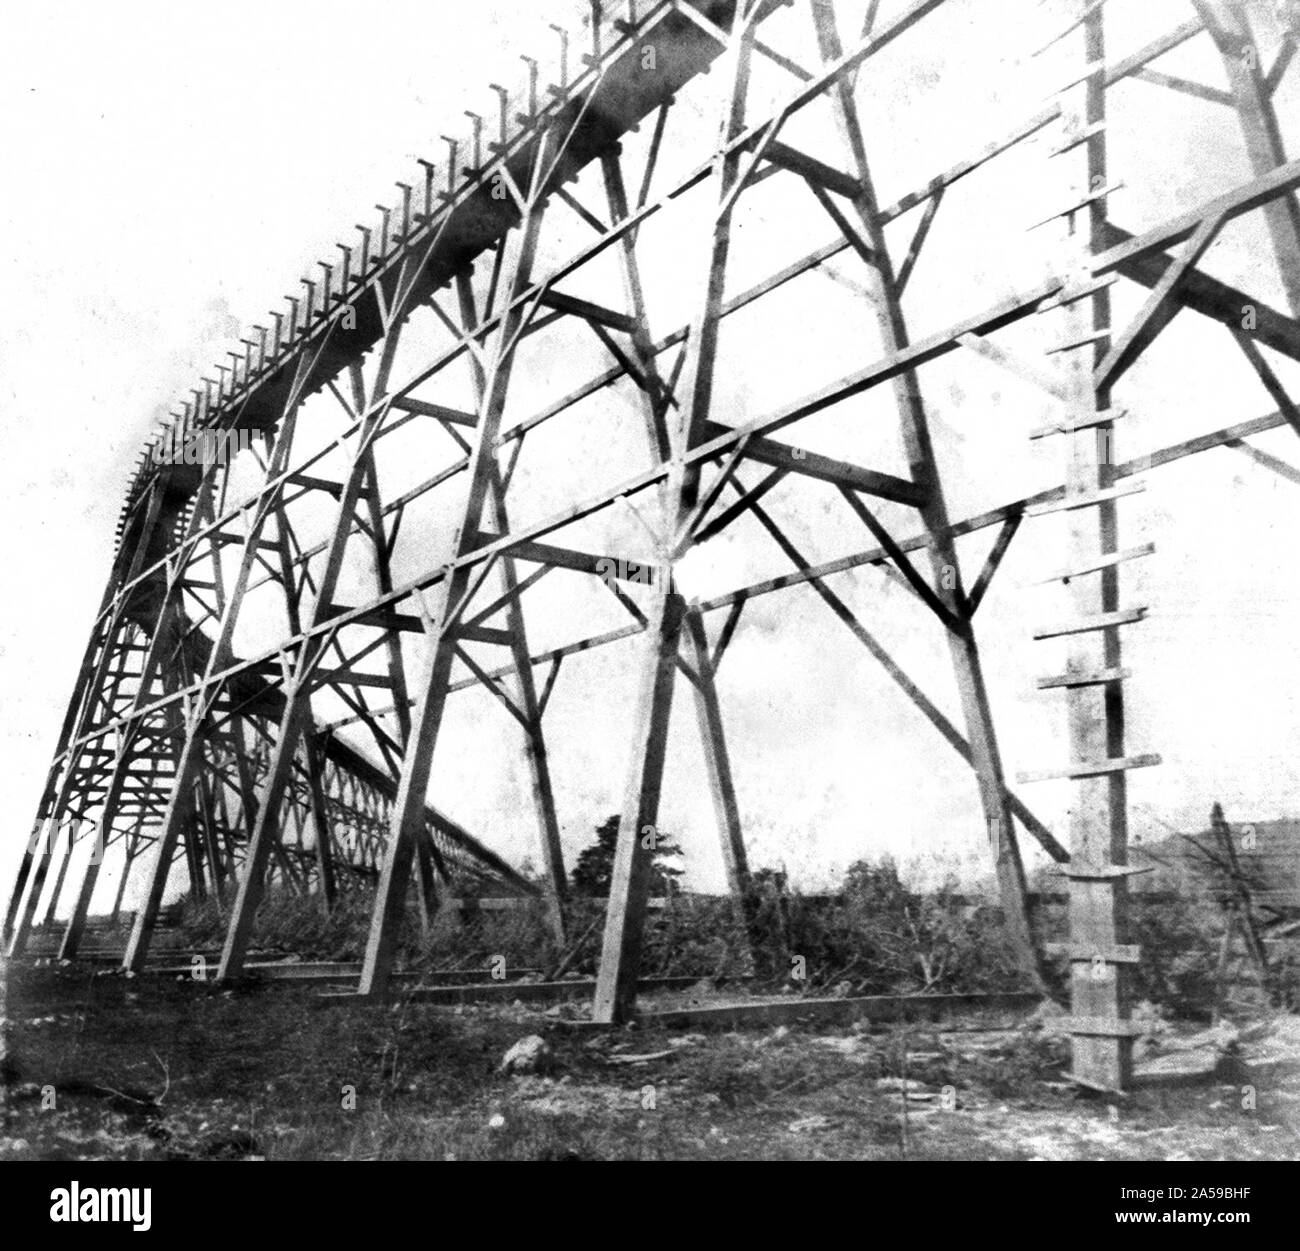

left=1195, top=0, right=1300, bottom=313
left=593, top=20, right=759, bottom=1028
left=1104, top=223, right=1300, bottom=363
left=1037, top=666, right=1130, bottom=690
left=706, top=423, right=928, bottom=506
left=1095, top=211, right=1226, bottom=390
left=509, top=538, right=662, bottom=582
left=764, top=139, right=862, bottom=198
left=1029, top=406, right=1128, bottom=439
left=457, top=625, right=515, bottom=646
left=321, top=974, right=720, bottom=1008
left=1060, top=1016, right=1145, bottom=1037
left=1028, top=481, right=1144, bottom=516
left=1033, top=543, right=1154, bottom=584
left=1046, top=942, right=1141, bottom=964
left=1090, top=157, right=1300, bottom=280
left=1033, top=607, right=1147, bottom=640
left=359, top=153, right=555, bottom=999
left=537, top=288, right=637, bottom=333
left=812, top=0, right=1046, bottom=989
left=958, top=331, right=1070, bottom=402
left=1059, top=862, right=1155, bottom=880
left=390, top=396, right=478, bottom=426
left=1016, top=754, right=1162, bottom=784
left=600, top=991, right=1043, bottom=1032
left=682, top=608, right=753, bottom=951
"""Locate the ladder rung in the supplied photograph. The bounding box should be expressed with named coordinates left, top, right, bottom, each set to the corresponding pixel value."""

left=1060, top=1016, right=1145, bottom=1038
left=1045, top=328, right=1111, bottom=354
left=1033, top=542, right=1155, bottom=584
left=1029, top=407, right=1128, bottom=440
left=1016, top=753, right=1162, bottom=783
left=1030, top=183, right=1124, bottom=231
left=1059, top=862, right=1155, bottom=881
left=1038, top=272, right=1117, bottom=310
left=1037, top=666, right=1131, bottom=689
left=1045, top=942, right=1141, bottom=964
left=1034, top=607, right=1147, bottom=639
left=1047, top=121, right=1107, bottom=159
left=1028, top=481, right=1144, bottom=517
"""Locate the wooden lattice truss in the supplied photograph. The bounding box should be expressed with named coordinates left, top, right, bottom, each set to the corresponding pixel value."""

left=6, top=0, right=1300, bottom=1094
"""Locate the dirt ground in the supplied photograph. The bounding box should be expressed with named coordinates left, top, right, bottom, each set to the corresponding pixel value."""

left=3, top=960, right=1298, bottom=1161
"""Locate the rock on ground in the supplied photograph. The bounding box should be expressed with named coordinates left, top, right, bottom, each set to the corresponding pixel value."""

left=500, top=1034, right=551, bottom=1075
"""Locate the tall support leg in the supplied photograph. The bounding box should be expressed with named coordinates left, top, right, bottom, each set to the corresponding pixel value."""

left=7, top=821, right=62, bottom=957
left=59, top=825, right=106, bottom=960
left=491, top=521, right=567, bottom=943
left=108, top=832, right=139, bottom=927
left=359, top=153, right=554, bottom=999
left=125, top=359, right=320, bottom=973
left=682, top=607, right=755, bottom=961
left=48, top=466, right=224, bottom=961
left=593, top=11, right=758, bottom=1024
left=4, top=558, right=132, bottom=941
left=351, top=373, right=437, bottom=928
left=212, top=320, right=422, bottom=980
left=270, top=504, right=338, bottom=912
left=195, top=768, right=228, bottom=904
left=682, top=610, right=749, bottom=895
left=455, top=274, right=567, bottom=943
left=809, top=0, right=1045, bottom=989
left=7, top=490, right=170, bottom=954
left=176, top=723, right=207, bottom=905
left=301, top=735, right=338, bottom=908
left=1059, top=6, right=1135, bottom=1093
left=593, top=589, right=689, bottom=1021
left=37, top=825, right=73, bottom=929
left=4, top=614, right=108, bottom=941
left=1195, top=1, right=1300, bottom=313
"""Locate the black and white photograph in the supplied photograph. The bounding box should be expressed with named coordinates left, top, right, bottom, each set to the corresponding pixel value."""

left=1, top=0, right=1298, bottom=1211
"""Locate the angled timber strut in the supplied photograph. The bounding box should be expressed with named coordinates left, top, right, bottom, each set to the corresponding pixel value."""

left=6, top=0, right=1300, bottom=1097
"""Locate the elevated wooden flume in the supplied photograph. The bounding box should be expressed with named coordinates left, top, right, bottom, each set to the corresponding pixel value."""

left=6, top=0, right=1300, bottom=1094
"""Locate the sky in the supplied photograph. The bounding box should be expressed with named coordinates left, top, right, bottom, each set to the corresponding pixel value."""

left=2, top=0, right=1300, bottom=917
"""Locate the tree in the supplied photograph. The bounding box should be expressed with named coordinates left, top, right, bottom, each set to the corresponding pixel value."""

left=569, top=815, right=684, bottom=897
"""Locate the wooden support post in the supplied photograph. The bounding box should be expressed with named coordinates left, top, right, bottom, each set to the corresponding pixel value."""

left=37, top=825, right=73, bottom=929
left=108, top=832, right=140, bottom=927
left=354, top=439, right=436, bottom=925
left=682, top=606, right=755, bottom=962
left=214, top=311, right=418, bottom=982
left=809, top=0, right=1045, bottom=990
left=4, top=603, right=113, bottom=942
left=7, top=824, right=59, bottom=956
left=359, top=149, right=554, bottom=999
left=7, top=487, right=171, bottom=954
left=49, top=471, right=221, bottom=960
left=271, top=504, right=338, bottom=912
left=1210, top=803, right=1270, bottom=983
left=456, top=273, right=567, bottom=944
left=593, top=11, right=757, bottom=1025
left=59, top=826, right=107, bottom=960
left=195, top=769, right=228, bottom=904
left=124, top=360, right=317, bottom=974
left=1195, top=1, right=1300, bottom=314
left=593, top=589, right=690, bottom=1021
left=1058, top=6, right=1134, bottom=1094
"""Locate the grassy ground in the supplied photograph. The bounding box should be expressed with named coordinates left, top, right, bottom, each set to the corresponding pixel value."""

left=4, top=960, right=1299, bottom=1160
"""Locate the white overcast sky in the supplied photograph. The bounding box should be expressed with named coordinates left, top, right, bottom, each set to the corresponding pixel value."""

left=3, top=0, right=1299, bottom=911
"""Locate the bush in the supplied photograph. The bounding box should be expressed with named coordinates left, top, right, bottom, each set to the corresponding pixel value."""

left=177, top=889, right=379, bottom=962
left=171, top=856, right=1045, bottom=995
left=747, top=859, right=1027, bottom=995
